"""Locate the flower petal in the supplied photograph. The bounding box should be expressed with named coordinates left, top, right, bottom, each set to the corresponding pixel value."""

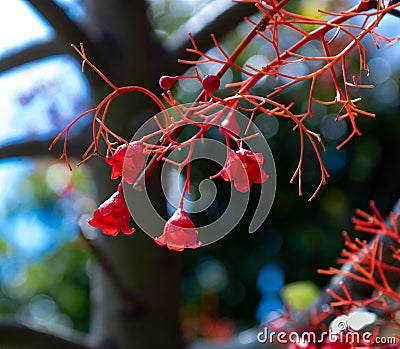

left=155, top=209, right=201, bottom=251
left=106, top=144, right=128, bottom=180
left=121, top=224, right=136, bottom=235
left=229, top=153, right=250, bottom=192
left=98, top=192, right=119, bottom=216
left=88, top=215, right=102, bottom=228
left=122, top=141, right=145, bottom=185
left=246, top=157, right=269, bottom=184
left=89, top=189, right=134, bottom=237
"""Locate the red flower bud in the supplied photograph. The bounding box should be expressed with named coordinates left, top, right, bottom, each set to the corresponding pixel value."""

left=159, top=75, right=177, bottom=90
left=202, top=74, right=220, bottom=93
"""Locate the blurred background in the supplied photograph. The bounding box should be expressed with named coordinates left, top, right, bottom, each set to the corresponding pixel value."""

left=0, top=0, right=399, bottom=346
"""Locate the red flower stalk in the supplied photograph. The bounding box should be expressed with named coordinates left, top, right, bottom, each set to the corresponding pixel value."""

left=212, top=148, right=269, bottom=192
left=88, top=188, right=135, bottom=236
left=106, top=141, right=145, bottom=184
left=155, top=208, right=202, bottom=251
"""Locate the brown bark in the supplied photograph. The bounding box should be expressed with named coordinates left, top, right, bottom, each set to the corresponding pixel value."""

left=82, top=1, right=181, bottom=348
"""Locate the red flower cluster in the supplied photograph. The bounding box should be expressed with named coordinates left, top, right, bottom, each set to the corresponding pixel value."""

left=90, top=143, right=267, bottom=250
left=213, top=148, right=269, bottom=192
left=155, top=208, right=202, bottom=251
left=88, top=188, right=135, bottom=236
left=106, top=141, right=145, bottom=184
left=88, top=142, right=145, bottom=237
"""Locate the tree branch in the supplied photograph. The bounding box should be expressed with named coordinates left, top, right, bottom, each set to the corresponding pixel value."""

left=164, top=2, right=258, bottom=76
left=78, top=230, right=146, bottom=316
left=0, top=134, right=86, bottom=161
left=0, top=319, right=93, bottom=349
left=0, top=40, right=69, bottom=75
left=26, top=0, right=104, bottom=65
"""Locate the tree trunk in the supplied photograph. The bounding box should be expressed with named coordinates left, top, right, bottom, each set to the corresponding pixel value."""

left=83, top=1, right=181, bottom=348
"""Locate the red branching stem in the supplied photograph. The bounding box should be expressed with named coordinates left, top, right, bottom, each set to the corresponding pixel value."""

left=129, top=1, right=398, bottom=198
left=72, top=43, right=118, bottom=91
left=225, top=2, right=398, bottom=196
left=131, top=0, right=293, bottom=184
left=319, top=201, right=400, bottom=311
left=51, top=82, right=167, bottom=168
left=53, top=1, right=400, bottom=202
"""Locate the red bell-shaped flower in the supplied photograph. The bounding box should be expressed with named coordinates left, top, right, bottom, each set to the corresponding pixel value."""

left=106, top=141, right=145, bottom=184
left=213, top=147, right=269, bottom=192
left=155, top=208, right=202, bottom=251
left=88, top=188, right=135, bottom=236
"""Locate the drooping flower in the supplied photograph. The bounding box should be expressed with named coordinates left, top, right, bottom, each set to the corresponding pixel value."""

left=212, top=147, right=269, bottom=192
left=88, top=189, right=135, bottom=236
left=155, top=208, right=202, bottom=251
left=106, top=141, right=145, bottom=184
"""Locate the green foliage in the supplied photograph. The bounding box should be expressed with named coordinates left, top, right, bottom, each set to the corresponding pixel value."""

left=0, top=241, right=90, bottom=332
left=281, top=281, right=320, bottom=311
left=0, top=160, right=94, bottom=331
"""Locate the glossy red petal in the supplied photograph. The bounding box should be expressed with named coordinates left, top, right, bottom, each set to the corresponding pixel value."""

left=101, top=216, right=121, bottom=236
left=88, top=214, right=102, bottom=228
left=106, top=144, right=128, bottom=180
left=218, top=167, right=232, bottom=181
left=230, top=153, right=250, bottom=192
left=89, top=190, right=134, bottom=237
left=171, top=208, right=196, bottom=228
left=122, top=141, right=145, bottom=184
left=246, top=156, right=269, bottom=184
left=121, top=224, right=136, bottom=235
left=97, top=192, right=118, bottom=216
left=251, top=167, right=269, bottom=184
left=155, top=209, right=201, bottom=251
